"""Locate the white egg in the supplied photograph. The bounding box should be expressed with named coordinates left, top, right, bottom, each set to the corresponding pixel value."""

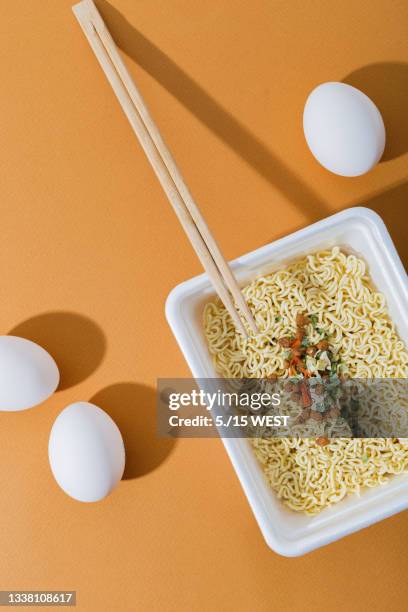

left=49, top=402, right=125, bottom=502
left=303, top=82, right=385, bottom=177
left=0, top=336, right=59, bottom=411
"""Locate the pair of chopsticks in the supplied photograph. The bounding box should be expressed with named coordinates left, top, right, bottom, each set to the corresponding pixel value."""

left=73, top=0, right=258, bottom=337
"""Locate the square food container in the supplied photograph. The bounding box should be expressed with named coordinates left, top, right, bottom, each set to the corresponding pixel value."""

left=165, top=207, right=408, bottom=556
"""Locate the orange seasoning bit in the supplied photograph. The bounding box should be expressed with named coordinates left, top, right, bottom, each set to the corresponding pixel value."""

left=299, top=381, right=312, bottom=408
left=316, top=437, right=329, bottom=447
left=291, top=337, right=302, bottom=349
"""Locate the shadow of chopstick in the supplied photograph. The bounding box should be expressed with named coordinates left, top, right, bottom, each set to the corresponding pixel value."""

left=95, top=0, right=331, bottom=222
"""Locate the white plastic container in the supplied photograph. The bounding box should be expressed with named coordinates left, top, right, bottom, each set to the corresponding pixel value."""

left=166, top=207, right=408, bottom=556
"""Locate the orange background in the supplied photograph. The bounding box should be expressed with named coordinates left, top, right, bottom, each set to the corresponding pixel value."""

left=0, top=1, right=407, bottom=610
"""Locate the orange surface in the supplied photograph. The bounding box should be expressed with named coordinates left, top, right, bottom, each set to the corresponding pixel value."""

left=0, top=1, right=407, bottom=610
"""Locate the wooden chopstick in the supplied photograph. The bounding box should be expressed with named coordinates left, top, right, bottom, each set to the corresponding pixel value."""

left=73, top=0, right=258, bottom=337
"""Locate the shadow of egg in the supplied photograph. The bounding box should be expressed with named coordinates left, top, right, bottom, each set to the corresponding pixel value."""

left=10, top=312, right=106, bottom=391
left=90, top=383, right=177, bottom=480
left=343, top=62, right=408, bottom=162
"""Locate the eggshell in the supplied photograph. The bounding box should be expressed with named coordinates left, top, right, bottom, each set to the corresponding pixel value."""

left=49, top=402, right=125, bottom=502
left=0, top=336, right=59, bottom=411
left=303, top=82, right=385, bottom=176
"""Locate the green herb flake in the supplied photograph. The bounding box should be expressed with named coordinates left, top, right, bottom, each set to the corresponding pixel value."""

left=310, top=314, right=318, bottom=327
left=275, top=315, right=282, bottom=322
